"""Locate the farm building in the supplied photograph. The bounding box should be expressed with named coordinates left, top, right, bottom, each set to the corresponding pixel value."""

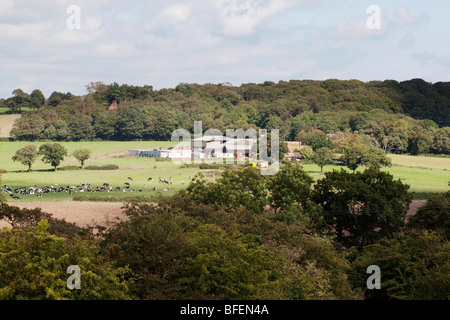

left=191, top=135, right=231, bottom=150
left=212, top=138, right=257, bottom=158
left=128, top=148, right=191, bottom=159
left=129, top=136, right=257, bottom=159
left=192, top=135, right=256, bottom=158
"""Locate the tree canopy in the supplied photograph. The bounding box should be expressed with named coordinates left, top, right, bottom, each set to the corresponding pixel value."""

left=38, top=143, right=68, bottom=171
left=5, top=79, right=450, bottom=155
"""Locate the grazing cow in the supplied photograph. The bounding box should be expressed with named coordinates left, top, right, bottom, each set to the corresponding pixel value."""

left=127, top=177, right=133, bottom=181
left=103, top=183, right=110, bottom=187
left=153, top=187, right=157, bottom=190
left=148, top=177, right=153, bottom=181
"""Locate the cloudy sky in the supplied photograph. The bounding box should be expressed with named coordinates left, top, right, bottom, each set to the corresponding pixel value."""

left=0, top=0, right=449, bottom=98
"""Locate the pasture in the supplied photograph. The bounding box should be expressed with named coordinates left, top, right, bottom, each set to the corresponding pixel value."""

left=0, top=141, right=206, bottom=203
left=0, top=141, right=449, bottom=203
left=303, top=154, right=450, bottom=196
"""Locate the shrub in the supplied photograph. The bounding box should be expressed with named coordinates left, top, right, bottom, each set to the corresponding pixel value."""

left=84, top=164, right=119, bottom=170
left=59, top=165, right=81, bottom=171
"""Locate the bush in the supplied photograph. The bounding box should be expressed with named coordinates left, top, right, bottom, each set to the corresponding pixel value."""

left=84, top=164, right=119, bottom=170
left=73, top=195, right=157, bottom=203
left=59, top=165, right=81, bottom=171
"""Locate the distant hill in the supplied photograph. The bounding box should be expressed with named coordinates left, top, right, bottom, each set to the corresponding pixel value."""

left=4, top=79, right=450, bottom=155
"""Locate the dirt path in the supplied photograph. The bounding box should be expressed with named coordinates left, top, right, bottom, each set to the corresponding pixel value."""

left=0, top=202, right=128, bottom=229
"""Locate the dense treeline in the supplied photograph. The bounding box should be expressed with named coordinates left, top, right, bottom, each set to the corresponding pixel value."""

left=0, top=166, right=449, bottom=300
left=3, top=79, right=450, bottom=154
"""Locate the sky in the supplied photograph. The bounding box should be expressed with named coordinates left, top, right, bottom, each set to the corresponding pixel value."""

left=0, top=0, right=449, bottom=98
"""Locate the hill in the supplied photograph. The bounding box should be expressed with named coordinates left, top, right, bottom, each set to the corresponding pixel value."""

left=3, top=79, right=450, bottom=155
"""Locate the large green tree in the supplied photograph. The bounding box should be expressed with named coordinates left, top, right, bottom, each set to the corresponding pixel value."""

left=360, top=147, right=392, bottom=170
left=12, top=145, right=38, bottom=172
left=407, top=192, right=450, bottom=240
left=186, top=167, right=271, bottom=214
left=302, top=131, right=334, bottom=151
left=340, top=145, right=365, bottom=173
left=312, top=168, right=413, bottom=248
left=349, top=230, right=450, bottom=300
left=38, top=143, right=68, bottom=171
left=0, top=220, right=130, bottom=300
left=312, top=147, right=334, bottom=173
left=268, top=164, right=314, bottom=213
left=30, top=89, right=46, bottom=110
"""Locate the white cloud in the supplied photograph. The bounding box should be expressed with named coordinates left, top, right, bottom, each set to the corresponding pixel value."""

left=395, top=6, right=429, bottom=27
left=217, top=0, right=298, bottom=37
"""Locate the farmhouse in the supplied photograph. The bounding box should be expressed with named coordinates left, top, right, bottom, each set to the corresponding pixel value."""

left=128, top=147, right=191, bottom=159
left=129, top=136, right=257, bottom=159
left=212, top=138, right=257, bottom=158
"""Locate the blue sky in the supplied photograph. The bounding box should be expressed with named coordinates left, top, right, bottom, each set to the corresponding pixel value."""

left=0, top=0, right=449, bottom=98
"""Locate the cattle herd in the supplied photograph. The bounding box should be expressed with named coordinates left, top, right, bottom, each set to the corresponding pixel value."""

left=0, top=176, right=188, bottom=200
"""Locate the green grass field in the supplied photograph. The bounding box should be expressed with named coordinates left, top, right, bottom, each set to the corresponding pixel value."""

left=302, top=153, right=450, bottom=196
left=0, top=141, right=206, bottom=202
left=1, top=141, right=449, bottom=202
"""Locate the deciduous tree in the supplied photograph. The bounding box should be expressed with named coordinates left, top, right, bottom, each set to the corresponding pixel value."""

left=312, top=147, right=334, bottom=173
left=72, top=148, right=91, bottom=169
left=12, top=145, right=38, bottom=172
left=38, top=143, right=68, bottom=171
left=313, top=168, right=412, bottom=248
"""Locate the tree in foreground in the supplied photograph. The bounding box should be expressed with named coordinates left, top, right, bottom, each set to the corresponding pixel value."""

left=407, top=192, right=450, bottom=240
left=38, top=143, right=68, bottom=171
left=349, top=230, right=450, bottom=300
left=72, top=148, right=91, bottom=169
left=268, top=163, right=314, bottom=213
left=186, top=167, right=271, bottom=214
left=12, top=145, right=38, bottom=172
left=100, top=194, right=362, bottom=300
left=312, top=147, right=334, bottom=173
left=312, top=168, right=412, bottom=248
left=0, top=220, right=130, bottom=300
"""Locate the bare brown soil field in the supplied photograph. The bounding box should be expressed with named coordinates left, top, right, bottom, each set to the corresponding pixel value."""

left=0, top=202, right=128, bottom=229
left=0, top=200, right=427, bottom=230
left=0, top=114, right=21, bottom=138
